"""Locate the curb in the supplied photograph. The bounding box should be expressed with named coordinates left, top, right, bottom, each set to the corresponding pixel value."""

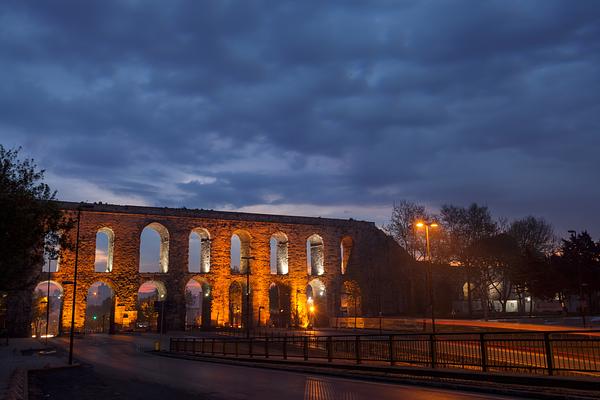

left=154, top=351, right=600, bottom=400
left=3, top=369, right=27, bottom=400
left=3, top=364, right=80, bottom=400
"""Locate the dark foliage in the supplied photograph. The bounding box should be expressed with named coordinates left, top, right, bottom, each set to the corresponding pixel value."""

left=0, top=145, right=72, bottom=291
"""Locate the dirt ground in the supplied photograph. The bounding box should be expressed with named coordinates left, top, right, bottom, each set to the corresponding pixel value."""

left=28, top=365, right=206, bottom=400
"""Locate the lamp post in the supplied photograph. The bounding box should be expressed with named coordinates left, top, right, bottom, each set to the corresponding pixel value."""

left=258, top=306, right=264, bottom=328
left=241, top=256, right=255, bottom=338
left=295, top=289, right=300, bottom=329
left=68, top=207, right=82, bottom=364
left=306, top=297, right=315, bottom=329
left=45, top=257, right=52, bottom=344
left=67, top=203, right=93, bottom=365
left=416, top=221, right=439, bottom=333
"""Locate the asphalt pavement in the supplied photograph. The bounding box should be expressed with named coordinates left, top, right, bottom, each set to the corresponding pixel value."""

left=52, top=334, right=521, bottom=400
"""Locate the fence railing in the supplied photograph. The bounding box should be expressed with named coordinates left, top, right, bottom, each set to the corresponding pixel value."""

left=169, top=330, right=600, bottom=376
left=214, top=326, right=317, bottom=339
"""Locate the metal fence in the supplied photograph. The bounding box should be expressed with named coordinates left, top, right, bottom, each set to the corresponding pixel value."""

left=170, top=330, right=600, bottom=376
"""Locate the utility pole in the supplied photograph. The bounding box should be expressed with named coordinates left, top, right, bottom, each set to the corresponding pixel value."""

left=45, top=257, right=51, bottom=344
left=67, top=203, right=93, bottom=364
left=241, top=256, right=255, bottom=338
left=295, top=289, right=300, bottom=328
left=68, top=206, right=82, bottom=365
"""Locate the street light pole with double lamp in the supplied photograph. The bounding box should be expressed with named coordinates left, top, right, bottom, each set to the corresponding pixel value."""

left=416, top=221, right=438, bottom=333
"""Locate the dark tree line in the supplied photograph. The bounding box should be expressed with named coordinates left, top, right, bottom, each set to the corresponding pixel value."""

left=1, top=145, right=73, bottom=336
left=386, top=200, right=600, bottom=317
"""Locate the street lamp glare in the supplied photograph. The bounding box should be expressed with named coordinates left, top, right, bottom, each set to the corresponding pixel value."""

left=415, top=222, right=424, bottom=228
left=430, top=223, right=439, bottom=228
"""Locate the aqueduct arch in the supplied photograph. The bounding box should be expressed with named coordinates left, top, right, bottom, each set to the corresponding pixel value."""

left=29, top=201, right=409, bottom=334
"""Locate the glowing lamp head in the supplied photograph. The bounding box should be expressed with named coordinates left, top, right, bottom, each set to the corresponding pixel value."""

left=415, top=222, right=424, bottom=228
left=430, top=223, right=439, bottom=228
left=309, top=305, right=315, bottom=314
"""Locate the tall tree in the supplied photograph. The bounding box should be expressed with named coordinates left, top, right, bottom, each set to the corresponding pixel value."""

left=0, top=145, right=72, bottom=336
left=508, top=216, right=555, bottom=255
left=555, top=232, right=600, bottom=304
left=506, top=216, right=556, bottom=312
left=385, top=200, right=430, bottom=260
left=467, top=233, right=521, bottom=315
left=439, top=203, right=498, bottom=317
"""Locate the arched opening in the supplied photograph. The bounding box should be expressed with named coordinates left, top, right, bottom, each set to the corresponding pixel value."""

left=268, top=283, right=291, bottom=327
left=306, top=279, right=327, bottom=327
left=340, top=236, right=353, bottom=275
left=185, top=278, right=212, bottom=329
left=307, top=234, right=324, bottom=276
left=137, top=281, right=167, bottom=332
left=95, top=228, right=114, bottom=272
left=85, top=282, right=115, bottom=333
left=228, top=281, right=250, bottom=328
left=189, top=228, right=211, bottom=273
left=139, top=223, right=169, bottom=273
left=270, top=232, right=288, bottom=275
left=31, top=281, right=63, bottom=338
left=230, top=231, right=251, bottom=274
left=42, top=234, right=60, bottom=273
left=341, top=281, right=361, bottom=317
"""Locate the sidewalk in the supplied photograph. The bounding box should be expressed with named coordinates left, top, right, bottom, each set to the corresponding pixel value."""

left=0, top=338, right=67, bottom=399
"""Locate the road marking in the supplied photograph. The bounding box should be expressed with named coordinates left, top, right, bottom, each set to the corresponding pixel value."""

left=304, top=377, right=355, bottom=400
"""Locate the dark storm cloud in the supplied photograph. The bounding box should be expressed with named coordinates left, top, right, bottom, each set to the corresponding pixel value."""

left=1, top=0, right=599, bottom=234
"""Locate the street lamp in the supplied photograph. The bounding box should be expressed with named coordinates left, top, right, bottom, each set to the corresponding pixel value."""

left=307, top=297, right=315, bottom=329
left=257, top=306, right=264, bottom=328
left=68, top=203, right=93, bottom=365
left=295, top=289, right=300, bottom=329
left=45, top=257, right=52, bottom=344
left=241, top=256, right=255, bottom=338
left=415, top=221, right=439, bottom=333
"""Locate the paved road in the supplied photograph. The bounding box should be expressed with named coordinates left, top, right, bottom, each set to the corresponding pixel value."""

left=56, top=334, right=520, bottom=400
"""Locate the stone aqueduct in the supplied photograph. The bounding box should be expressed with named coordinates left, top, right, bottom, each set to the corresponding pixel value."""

left=42, top=202, right=411, bottom=332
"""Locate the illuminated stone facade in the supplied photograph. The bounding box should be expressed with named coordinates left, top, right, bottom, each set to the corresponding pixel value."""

left=47, top=201, right=412, bottom=332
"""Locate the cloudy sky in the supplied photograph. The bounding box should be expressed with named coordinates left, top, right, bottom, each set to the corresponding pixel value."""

left=1, top=1, right=599, bottom=236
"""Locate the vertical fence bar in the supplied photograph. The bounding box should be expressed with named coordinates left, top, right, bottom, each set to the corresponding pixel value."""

left=327, top=336, right=332, bottom=362
left=249, top=338, right=254, bottom=358
left=201, top=338, right=205, bottom=354
left=355, top=336, right=361, bottom=364
left=480, top=333, right=487, bottom=372
left=265, top=337, right=269, bottom=359
left=388, top=335, right=395, bottom=365
left=303, top=336, right=308, bottom=361
left=544, top=332, right=554, bottom=376
left=212, top=338, right=215, bottom=355
left=193, top=338, right=197, bottom=355
left=235, top=339, right=239, bottom=357
left=283, top=336, right=288, bottom=360
left=430, top=334, right=436, bottom=369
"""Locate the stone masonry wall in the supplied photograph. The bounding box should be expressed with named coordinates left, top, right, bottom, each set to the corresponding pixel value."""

left=46, top=201, right=412, bottom=332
